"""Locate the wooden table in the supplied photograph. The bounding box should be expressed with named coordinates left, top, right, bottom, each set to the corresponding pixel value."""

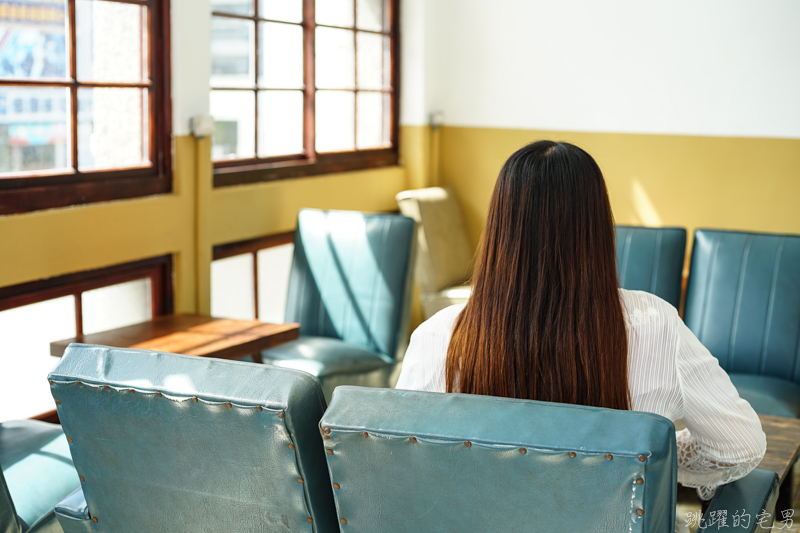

left=676, top=415, right=800, bottom=483
left=677, top=415, right=800, bottom=512
left=757, top=415, right=800, bottom=484
left=50, top=314, right=300, bottom=362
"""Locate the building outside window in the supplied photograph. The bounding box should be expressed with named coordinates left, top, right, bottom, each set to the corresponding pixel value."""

left=0, top=0, right=171, bottom=214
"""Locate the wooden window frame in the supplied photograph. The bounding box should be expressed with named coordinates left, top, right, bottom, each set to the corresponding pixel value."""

left=212, top=231, right=294, bottom=319
left=211, top=0, right=399, bottom=188
left=0, top=0, right=172, bottom=215
left=0, top=254, right=173, bottom=325
left=0, top=254, right=173, bottom=423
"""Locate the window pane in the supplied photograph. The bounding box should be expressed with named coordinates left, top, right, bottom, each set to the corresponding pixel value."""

left=259, top=0, right=302, bottom=23
left=0, top=296, right=75, bottom=422
left=0, top=2, right=67, bottom=79
left=82, top=279, right=152, bottom=335
left=356, top=0, right=383, bottom=32
left=211, top=254, right=255, bottom=320
left=316, top=27, right=354, bottom=89
left=256, top=244, right=294, bottom=323
left=383, top=35, right=392, bottom=88
left=210, top=90, right=256, bottom=160
left=316, top=90, right=354, bottom=153
left=316, top=0, right=353, bottom=27
left=356, top=32, right=382, bottom=89
left=258, top=22, right=303, bottom=89
left=258, top=90, right=303, bottom=157
left=0, top=87, right=70, bottom=174
left=357, top=91, right=383, bottom=149
left=211, top=17, right=255, bottom=88
left=383, top=92, right=391, bottom=145
left=76, top=0, right=148, bottom=83
left=211, top=0, right=253, bottom=16
left=78, top=88, right=148, bottom=170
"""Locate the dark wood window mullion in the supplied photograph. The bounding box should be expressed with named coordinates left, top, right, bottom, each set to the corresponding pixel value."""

left=353, top=2, right=358, bottom=150
left=252, top=251, right=259, bottom=319
left=144, top=1, right=152, bottom=166
left=389, top=0, right=398, bottom=148
left=314, top=23, right=389, bottom=36
left=253, top=0, right=259, bottom=157
left=303, top=0, right=316, bottom=161
left=74, top=292, right=83, bottom=336
left=68, top=0, right=78, bottom=171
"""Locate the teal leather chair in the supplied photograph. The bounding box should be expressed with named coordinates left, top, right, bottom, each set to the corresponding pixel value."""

left=616, top=226, right=687, bottom=309
left=320, top=386, right=779, bottom=533
left=684, top=229, right=800, bottom=419
left=1, top=420, right=80, bottom=532
left=262, top=209, right=416, bottom=401
left=48, top=343, right=338, bottom=533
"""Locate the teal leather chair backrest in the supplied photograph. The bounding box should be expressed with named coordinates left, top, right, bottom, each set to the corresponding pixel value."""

left=615, top=226, right=687, bottom=309
left=684, top=229, right=800, bottom=382
left=48, top=343, right=338, bottom=533
left=320, top=387, right=678, bottom=532
left=285, top=209, right=416, bottom=360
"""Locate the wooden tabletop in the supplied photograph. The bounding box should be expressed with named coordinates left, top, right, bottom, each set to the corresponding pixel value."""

left=50, top=314, right=300, bottom=361
left=756, top=414, right=800, bottom=482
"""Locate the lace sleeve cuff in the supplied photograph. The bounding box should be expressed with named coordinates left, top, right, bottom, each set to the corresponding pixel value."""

left=676, top=428, right=764, bottom=500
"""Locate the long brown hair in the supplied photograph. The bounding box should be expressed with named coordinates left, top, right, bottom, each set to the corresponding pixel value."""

left=446, top=141, right=629, bottom=410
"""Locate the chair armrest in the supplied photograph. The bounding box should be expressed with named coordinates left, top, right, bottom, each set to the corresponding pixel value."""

left=54, top=488, right=93, bottom=533
left=699, top=468, right=780, bottom=532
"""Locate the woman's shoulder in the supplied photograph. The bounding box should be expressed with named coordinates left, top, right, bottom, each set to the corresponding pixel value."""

left=619, top=289, right=680, bottom=330
left=412, top=303, right=467, bottom=339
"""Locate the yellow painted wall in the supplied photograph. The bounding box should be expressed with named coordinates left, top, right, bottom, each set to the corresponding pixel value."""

left=438, top=127, right=800, bottom=259
left=5, top=126, right=795, bottom=331
left=0, top=135, right=410, bottom=315
left=0, top=135, right=200, bottom=312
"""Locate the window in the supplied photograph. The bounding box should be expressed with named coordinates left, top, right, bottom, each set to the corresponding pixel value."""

left=0, top=256, right=173, bottom=422
left=210, top=0, right=398, bottom=187
left=211, top=232, right=294, bottom=322
left=0, top=0, right=171, bottom=214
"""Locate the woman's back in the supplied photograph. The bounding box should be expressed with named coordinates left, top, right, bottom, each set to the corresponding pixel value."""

left=397, top=289, right=765, bottom=499
left=400, top=140, right=765, bottom=504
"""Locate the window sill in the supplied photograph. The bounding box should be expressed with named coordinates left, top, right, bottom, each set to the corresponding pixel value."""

left=0, top=170, right=172, bottom=215
left=213, top=148, right=398, bottom=188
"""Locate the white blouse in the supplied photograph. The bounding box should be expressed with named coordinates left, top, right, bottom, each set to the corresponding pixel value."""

left=396, top=289, right=767, bottom=500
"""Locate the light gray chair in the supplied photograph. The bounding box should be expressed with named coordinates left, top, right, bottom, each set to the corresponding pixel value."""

left=396, top=187, right=472, bottom=319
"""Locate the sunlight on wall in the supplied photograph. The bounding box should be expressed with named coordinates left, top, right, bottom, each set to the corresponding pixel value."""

left=438, top=126, right=800, bottom=253
left=631, top=181, right=663, bottom=227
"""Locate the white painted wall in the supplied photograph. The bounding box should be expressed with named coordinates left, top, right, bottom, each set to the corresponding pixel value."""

left=171, top=0, right=211, bottom=136
left=405, top=0, right=800, bottom=138
left=399, top=0, right=429, bottom=126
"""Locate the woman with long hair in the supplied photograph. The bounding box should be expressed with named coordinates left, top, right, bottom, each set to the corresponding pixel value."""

left=396, top=140, right=765, bottom=504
